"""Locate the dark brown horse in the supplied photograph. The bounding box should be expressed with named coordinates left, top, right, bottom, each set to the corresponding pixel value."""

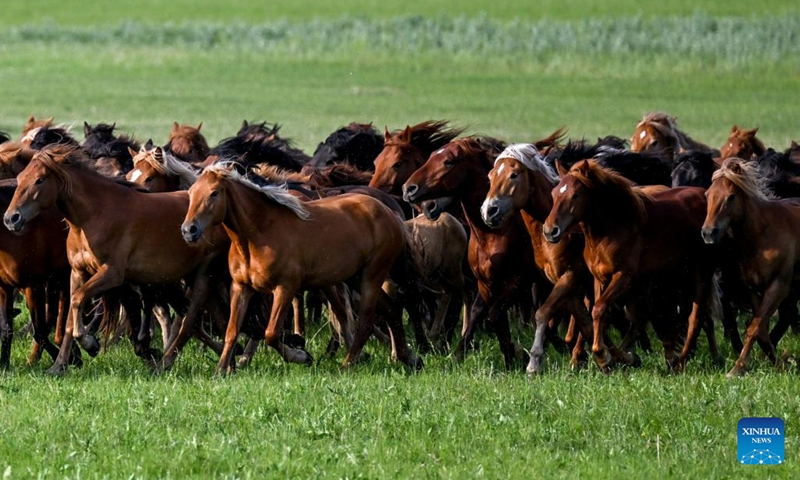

left=543, top=160, right=719, bottom=371
left=3, top=146, right=230, bottom=374
left=310, top=122, right=384, bottom=172
left=164, top=122, right=210, bottom=165
left=702, top=158, right=800, bottom=377
left=181, top=164, right=421, bottom=374
left=482, top=145, right=638, bottom=373
left=719, top=125, right=766, bottom=161
left=403, top=138, right=539, bottom=368
left=631, top=112, right=719, bottom=163
left=20, top=115, right=54, bottom=145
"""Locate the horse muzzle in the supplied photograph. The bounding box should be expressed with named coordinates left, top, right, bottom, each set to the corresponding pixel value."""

left=3, top=210, right=26, bottom=233
left=480, top=198, right=510, bottom=229
left=543, top=224, right=562, bottom=244
left=421, top=200, right=442, bottom=221
left=181, top=223, right=203, bottom=244
left=402, top=183, right=421, bottom=203
left=700, top=226, right=722, bottom=245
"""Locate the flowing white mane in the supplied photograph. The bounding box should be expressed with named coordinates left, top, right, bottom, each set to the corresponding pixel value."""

left=205, top=163, right=310, bottom=220
left=495, top=143, right=559, bottom=183
left=133, top=148, right=198, bottom=189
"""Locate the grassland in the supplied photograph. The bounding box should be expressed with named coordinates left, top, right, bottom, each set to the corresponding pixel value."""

left=1, top=0, right=799, bottom=478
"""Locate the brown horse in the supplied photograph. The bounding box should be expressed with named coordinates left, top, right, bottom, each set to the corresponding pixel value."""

left=20, top=115, right=54, bottom=145
left=126, top=146, right=198, bottom=192
left=631, top=112, right=719, bottom=163
left=404, top=138, right=539, bottom=368
left=181, top=164, right=421, bottom=374
left=3, top=145, right=230, bottom=374
left=0, top=180, right=69, bottom=369
left=719, top=125, right=766, bottom=161
left=0, top=142, right=35, bottom=180
left=543, top=160, right=719, bottom=371
left=165, top=122, right=210, bottom=165
left=702, top=158, right=800, bottom=377
left=482, top=144, right=639, bottom=373
left=369, top=120, right=464, bottom=195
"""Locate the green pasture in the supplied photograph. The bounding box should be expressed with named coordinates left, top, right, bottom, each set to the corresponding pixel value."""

left=1, top=1, right=800, bottom=478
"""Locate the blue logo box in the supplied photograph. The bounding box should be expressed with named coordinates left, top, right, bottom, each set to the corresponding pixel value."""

left=738, top=417, right=785, bottom=465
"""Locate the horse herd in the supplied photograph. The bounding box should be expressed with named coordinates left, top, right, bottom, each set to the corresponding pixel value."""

left=0, top=113, right=798, bottom=378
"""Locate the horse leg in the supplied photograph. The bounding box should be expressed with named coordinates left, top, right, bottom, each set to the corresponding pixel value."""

left=265, top=285, right=313, bottom=366
left=427, top=291, right=453, bottom=352
left=161, top=270, right=213, bottom=370
left=591, top=273, right=631, bottom=373
left=215, top=282, right=255, bottom=376
left=727, top=280, right=787, bottom=377
left=292, top=295, right=305, bottom=337
left=70, top=265, right=124, bottom=355
left=453, top=294, right=488, bottom=361
left=527, top=272, right=580, bottom=375
left=119, top=288, right=159, bottom=369
left=321, top=284, right=354, bottom=359
left=769, top=293, right=799, bottom=347
left=0, top=287, right=13, bottom=369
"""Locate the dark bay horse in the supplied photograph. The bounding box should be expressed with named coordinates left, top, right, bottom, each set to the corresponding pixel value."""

left=719, top=125, right=766, bottom=161
left=543, top=160, right=719, bottom=371
left=181, top=164, right=421, bottom=374
left=310, top=122, right=384, bottom=172
left=403, top=138, right=540, bottom=368
left=3, top=146, right=230, bottom=374
left=631, top=112, right=719, bottom=164
left=481, top=145, right=638, bottom=373
left=702, top=158, right=800, bottom=377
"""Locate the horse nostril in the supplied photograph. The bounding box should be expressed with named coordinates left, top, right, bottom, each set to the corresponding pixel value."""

left=10, top=213, right=20, bottom=224
left=488, top=205, right=499, bottom=218
left=188, top=224, right=198, bottom=235
left=550, top=226, right=560, bottom=237
left=405, top=184, right=418, bottom=196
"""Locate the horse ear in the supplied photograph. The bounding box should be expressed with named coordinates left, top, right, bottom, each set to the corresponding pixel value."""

left=128, top=146, right=139, bottom=159
left=83, top=122, right=91, bottom=136
left=731, top=125, right=739, bottom=133
left=111, top=122, right=116, bottom=130
left=401, top=125, right=412, bottom=143
left=27, top=115, right=35, bottom=124
left=145, top=139, right=154, bottom=150
left=555, top=159, right=569, bottom=177
left=729, top=161, right=743, bottom=174
left=196, top=122, right=203, bottom=131
left=746, top=127, right=759, bottom=138
left=384, top=126, right=391, bottom=140
left=154, top=146, right=164, bottom=162
left=241, top=119, right=249, bottom=130
left=172, top=122, right=180, bottom=132
left=574, top=159, right=593, bottom=177
left=45, top=117, right=54, bottom=124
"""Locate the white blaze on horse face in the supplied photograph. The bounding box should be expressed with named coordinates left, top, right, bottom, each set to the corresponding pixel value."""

left=435, top=148, right=445, bottom=155
left=131, top=169, right=142, bottom=182
left=639, top=130, right=646, bottom=140
left=497, top=164, right=505, bottom=175
left=559, top=184, right=567, bottom=195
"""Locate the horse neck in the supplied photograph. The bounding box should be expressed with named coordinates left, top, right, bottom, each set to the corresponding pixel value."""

left=674, top=127, right=713, bottom=154
left=727, top=195, right=769, bottom=254
left=56, top=165, right=125, bottom=228
left=455, top=165, right=493, bottom=233
left=581, top=185, right=644, bottom=240
left=222, top=181, right=280, bottom=247
left=523, top=170, right=555, bottom=222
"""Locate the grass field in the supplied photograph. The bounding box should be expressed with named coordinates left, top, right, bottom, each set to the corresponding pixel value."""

left=1, top=1, right=800, bottom=478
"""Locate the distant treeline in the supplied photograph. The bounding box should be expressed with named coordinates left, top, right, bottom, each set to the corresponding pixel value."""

left=3, top=14, right=798, bottom=63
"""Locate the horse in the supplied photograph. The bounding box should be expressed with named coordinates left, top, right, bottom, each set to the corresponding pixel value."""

left=756, top=148, right=800, bottom=198
left=701, top=158, right=800, bottom=377
left=29, top=125, right=80, bottom=151
left=127, top=146, right=198, bottom=192
left=556, top=140, right=672, bottom=187
left=310, top=122, right=385, bottom=172
left=181, top=164, right=422, bottom=374
left=403, top=137, right=542, bottom=369
left=481, top=144, right=640, bottom=373
left=631, top=112, right=719, bottom=164
left=0, top=132, right=9, bottom=145
left=0, top=180, right=70, bottom=369
left=671, top=150, right=718, bottom=188
left=0, top=142, right=35, bottom=180
left=20, top=115, right=54, bottom=145
left=3, top=145, right=230, bottom=374
left=164, top=122, right=210, bottom=165
left=543, top=160, right=719, bottom=372
left=204, top=128, right=309, bottom=172
left=719, top=125, right=766, bottom=161
left=369, top=120, right=465, bottom=195
left=82, top=122, right=117, bottom=155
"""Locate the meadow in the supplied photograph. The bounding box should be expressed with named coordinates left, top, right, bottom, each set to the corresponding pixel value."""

left=1, top=1, right=799, bottom=478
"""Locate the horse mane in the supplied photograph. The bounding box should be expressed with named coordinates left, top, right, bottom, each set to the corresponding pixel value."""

left=237, top=120, right=282, bottom=140
left=637, top=112, right=717, bottom=155
left=495, top=143, right=559, bottom=184
left=450, top=137, right=500, bottom=171
left=30, top=125, right=80, bottom=150
left=570, top=160, right=650, bottom=221
left=211, top=134, right=307, bottom=172
left=252, top=164, right=310, bottom=184
left=675, top=150, right=717, bottom=170
left=386, top=120, right=465, bottom=157
left=35, top=145, right=148, bottom=195
left=206, top=163, right=310, bottom=220
left=310, top=122, right=384, bottom=170
left=134, top=148, right=198, bottom=189
left=714, top=157, right=774, bottom=201
left=164, top=124, right=210, bottom=163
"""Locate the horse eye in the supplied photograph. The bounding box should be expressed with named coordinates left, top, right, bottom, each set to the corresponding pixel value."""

left=34, top=177, right=45, bottom=185
left=510, top=172, right=519, bottom=179
left=144, top=176, right=153, bottom=183
left=443, top=159, right=454, bottom=167
left=391, top=163, right=402, bottom=171
left=727, top=194, right=736, bottom=203
left=210, top=190, right=219, bottom=198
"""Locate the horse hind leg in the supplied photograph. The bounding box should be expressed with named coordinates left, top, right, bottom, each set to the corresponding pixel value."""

left=265, top=286, right=313, bottom=367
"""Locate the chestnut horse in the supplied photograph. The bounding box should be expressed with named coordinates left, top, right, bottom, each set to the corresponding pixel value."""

left=482, top=145, right=639, bottom=373
left=0, top=142, right=35, bottom=180
left=719, top=125, right=766, bottom=161
left=543, top=160, right=719, bottom=371
left=127, top=146, right=198, bottom=192
left=165, top=122, right=210, bottom=165
left=3, top=146, right=230, bottom=374
left=631, top=112, right=719, bottom=164
left=181, top=164, right=421, bottom=374
left=702, top=158, right=800, bottom=377
left=404, top=138, right=541, bottom=368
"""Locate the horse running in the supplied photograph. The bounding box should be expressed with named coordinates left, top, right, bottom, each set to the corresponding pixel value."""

left=719, top=125, right=766, bottom=161
left=702, top=158, right=800, bottom=377
left=631, top=112, right=719, bottom=164
left=181, top=164, right=421, bottom=374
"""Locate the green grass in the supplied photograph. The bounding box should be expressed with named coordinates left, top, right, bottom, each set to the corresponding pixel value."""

left=1, top=1, right=800, bottom=478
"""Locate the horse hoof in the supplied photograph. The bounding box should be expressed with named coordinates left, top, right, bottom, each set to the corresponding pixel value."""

left=161, top=354, right=176, bottom=372
left=283, top=333, right=306, bottom=350
left=297, top=349, right=314, bottom=366
left=628, top=352, right=642, bottom=368
left=726, top=366, right=745, bottom=378
left=80, top=335, right=101, bottom=357
left=46, top=364, right=67, bottom=376
left=526, top=356, right=543, bottom=376
left=236, top=356, right=253, bottom=369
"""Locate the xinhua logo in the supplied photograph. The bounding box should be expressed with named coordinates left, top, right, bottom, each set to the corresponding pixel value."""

left=738, top=417, right=785, bottom=465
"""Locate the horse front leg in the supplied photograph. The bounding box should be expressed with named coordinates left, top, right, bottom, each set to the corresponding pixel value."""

left=728, top=279, right=788, bottom=378
left=528, top=271, right=581, bottom=375
left=592, top=272, right=631, bottom=373
left=265, top=285, right=313, bottom=366
left=70, top=264, right=124, bottom=355
left=215, top=281, right=255, bottom=376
